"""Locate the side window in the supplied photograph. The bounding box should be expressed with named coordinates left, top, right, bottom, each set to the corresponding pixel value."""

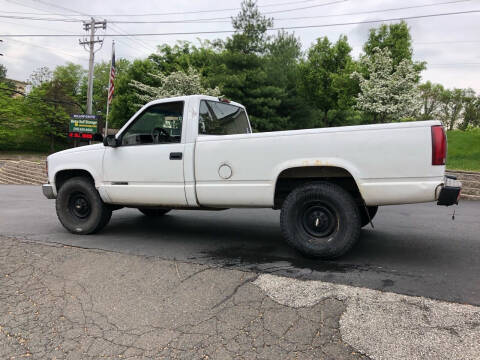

left=199, top=100, right=251, bottom=135
left=121, top=102, right=183, bottom=146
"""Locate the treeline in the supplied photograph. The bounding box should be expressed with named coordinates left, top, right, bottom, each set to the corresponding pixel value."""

left=1, top=0, right=479, bottom=153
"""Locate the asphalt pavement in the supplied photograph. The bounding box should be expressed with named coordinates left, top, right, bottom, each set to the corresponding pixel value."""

left=1, top=184, right=479, bottom=306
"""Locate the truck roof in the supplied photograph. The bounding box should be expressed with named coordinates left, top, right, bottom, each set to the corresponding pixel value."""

left=145, top=95, right=245, bottom=109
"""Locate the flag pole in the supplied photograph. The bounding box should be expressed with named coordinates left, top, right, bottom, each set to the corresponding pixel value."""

left=105, top=40, right=114, bottom=137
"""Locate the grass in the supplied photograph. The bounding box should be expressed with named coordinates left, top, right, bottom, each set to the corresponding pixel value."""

left=447, top=129, right=480, bottom=172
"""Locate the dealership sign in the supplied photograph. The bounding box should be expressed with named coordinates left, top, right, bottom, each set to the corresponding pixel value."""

left=69, top=114, right=98, bottom=140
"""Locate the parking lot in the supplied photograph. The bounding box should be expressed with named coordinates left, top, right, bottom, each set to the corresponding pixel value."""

left=1, top=185, right=480, bottom=359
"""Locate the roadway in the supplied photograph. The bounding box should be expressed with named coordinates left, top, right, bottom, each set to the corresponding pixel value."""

left=1, top=185, right=479, bottom=305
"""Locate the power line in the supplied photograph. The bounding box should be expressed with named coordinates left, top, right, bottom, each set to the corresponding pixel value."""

left=0, top=0, right=467, bottom=25
left=1, top=0, right=346, bottom=17
left=0, top=86, right=86, bottom=110
left=25, top=0, right=157, bottom=56
left=1, top=9, right=480, bottom=38
left=264, top=0, right=346, bottom=14
left=415, top=40, right=480, bottom=44
left=108, top=23, right=155, bottom=54
left=263, top=0, right=474, bottom=21
left=0, top=0, right=346, bottom=22
left=0, top=14, right=80, bottom=22
left=31, top=0, right=88, bottom=16
left=5, top=38, right=88, bottom=60
left=106, top=0, right=473, bottom=24
left=429, top=63, right=480, bottom=66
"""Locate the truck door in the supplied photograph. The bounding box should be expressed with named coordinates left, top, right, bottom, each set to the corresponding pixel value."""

left=103, top=101, right=187, bottom=206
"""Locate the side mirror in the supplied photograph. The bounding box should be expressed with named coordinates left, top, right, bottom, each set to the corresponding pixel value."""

left=103, top=135, right=119, bottom=147
left=92, top=133, right=104, bottom=142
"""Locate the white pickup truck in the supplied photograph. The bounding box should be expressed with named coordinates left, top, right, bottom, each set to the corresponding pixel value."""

left=43, top=95, right=461, bottom=259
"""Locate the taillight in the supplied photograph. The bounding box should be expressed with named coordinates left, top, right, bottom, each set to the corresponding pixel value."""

left=431, top=125, right=446, bottom=165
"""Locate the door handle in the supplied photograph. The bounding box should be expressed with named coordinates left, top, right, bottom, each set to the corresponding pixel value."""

left=169, top=152, right=183, bottom=160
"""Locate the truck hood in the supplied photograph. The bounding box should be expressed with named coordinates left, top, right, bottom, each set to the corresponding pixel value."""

left=48, top=143, right=104, bottom=159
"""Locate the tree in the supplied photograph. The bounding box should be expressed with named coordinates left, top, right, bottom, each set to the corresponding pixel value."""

left=0, top=64, right=7, bottom=81
left=461, top=90, right=480, bottom=129
left=229, top=0, right=273, bottom=54
left=130, top=67, right=220, bottom=104
left=298, top=36, right=357, bottom=127
left=418, top=81, right=444, bottom=120
left=108, top=58, right=156, bottom=128
left=26, top=80, right=73, bottom=152
left=0, top=86, right=24, bottom=129
left=149, top=41, right=221, bottom=76
left=438, top=88, right=466, bottom=130
left=210, top=0, right=288, bottom=131
left=265, top=30, right=313, bottom=129
left=53, top=63, right=85, bottom=99
left=352, top=47, right=421, bottom=123
left=28, top=66, right=52, bottom=87
left=363, top=21, right=425, bottom=74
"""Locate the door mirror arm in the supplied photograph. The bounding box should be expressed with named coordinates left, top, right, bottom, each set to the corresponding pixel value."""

left=103, top=135, right=119, bottom=148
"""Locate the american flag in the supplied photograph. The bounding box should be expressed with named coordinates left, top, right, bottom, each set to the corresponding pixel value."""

left=108, top=42, right=115, bottom=105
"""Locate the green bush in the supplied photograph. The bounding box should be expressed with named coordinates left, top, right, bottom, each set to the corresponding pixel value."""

left=0, top=127, right=68, bottom=153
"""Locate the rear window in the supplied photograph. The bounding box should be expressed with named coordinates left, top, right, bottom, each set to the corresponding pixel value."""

left=199, top=100, right=251, bottom=135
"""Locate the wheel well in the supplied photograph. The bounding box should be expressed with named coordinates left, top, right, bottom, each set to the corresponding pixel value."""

left=274, top=166, right=363, bottom=209
left=55, top=169, right=94, bottom=191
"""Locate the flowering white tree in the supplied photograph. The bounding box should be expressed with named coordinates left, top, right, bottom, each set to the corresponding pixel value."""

left=130, top=67, right=220, bottom=105
left=352, top=47, right=421, bottom=123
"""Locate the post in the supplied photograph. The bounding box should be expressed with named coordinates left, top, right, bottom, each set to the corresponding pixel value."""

left=105, top=99, right=110, bottom=138
left=86, top=17, right=95, bottom=115
left=105, top=40, right=114, bottom=137
left=79, top=18, right=106, bottom=116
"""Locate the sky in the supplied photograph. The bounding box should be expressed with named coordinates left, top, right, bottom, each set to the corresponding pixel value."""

left=0, top=0, right=479, bottom=92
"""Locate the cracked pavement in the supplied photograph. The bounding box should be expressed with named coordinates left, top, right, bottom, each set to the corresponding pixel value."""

left=2, top=236, right=479, bottom=360
left=0, top=236, right=368, bottom=359
left=1, top=186, right=479, bottom=359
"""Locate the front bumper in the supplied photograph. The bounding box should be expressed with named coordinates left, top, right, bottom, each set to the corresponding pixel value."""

left=437, top=176, right=462, bottom=206
left=42, top=184, right=56, bottom=199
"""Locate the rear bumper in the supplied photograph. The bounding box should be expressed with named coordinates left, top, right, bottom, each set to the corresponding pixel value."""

left=437, top=176, right=462, bottom=206
left=42, top=184, right=56, bottom=199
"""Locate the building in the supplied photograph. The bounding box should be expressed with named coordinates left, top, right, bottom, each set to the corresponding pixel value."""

left=6, top=78, right=28, bottom=97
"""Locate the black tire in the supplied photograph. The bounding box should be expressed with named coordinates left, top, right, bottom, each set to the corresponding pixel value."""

left=138, top=208, right=171, bottom=217
left=280, top=182, right=361, bottom=259
left=359, top=205, right=378, bottom=228
left=55, top=177, right=112, bottom=234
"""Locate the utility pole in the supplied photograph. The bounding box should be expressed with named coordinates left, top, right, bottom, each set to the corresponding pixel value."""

left=79, top=18, right=106, bottom=115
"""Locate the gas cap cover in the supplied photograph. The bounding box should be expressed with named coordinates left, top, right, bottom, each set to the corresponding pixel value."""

left=218, top=164, right=232, bottom=179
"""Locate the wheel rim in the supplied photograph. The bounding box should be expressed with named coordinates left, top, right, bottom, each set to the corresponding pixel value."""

left=301, top=203, right=337, bottom=238
left=68, top=192, right=91, bottom=219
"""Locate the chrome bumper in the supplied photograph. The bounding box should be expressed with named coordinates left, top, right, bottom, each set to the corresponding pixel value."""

left=42, top=184, right=56, bottom=199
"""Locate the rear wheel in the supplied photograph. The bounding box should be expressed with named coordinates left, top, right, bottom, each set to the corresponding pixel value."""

left=56, top=177, right=112, bottom=234
left=138, top=208, right=171, bottom=217
left=280, top=182, right=361, bottom=259
left=359, top=205, right=378, bottom=227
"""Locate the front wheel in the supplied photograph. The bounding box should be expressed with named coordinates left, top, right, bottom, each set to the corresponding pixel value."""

left=280, top=182, right=361, bottom=259
left=56, top=177, right=112, bottom=234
